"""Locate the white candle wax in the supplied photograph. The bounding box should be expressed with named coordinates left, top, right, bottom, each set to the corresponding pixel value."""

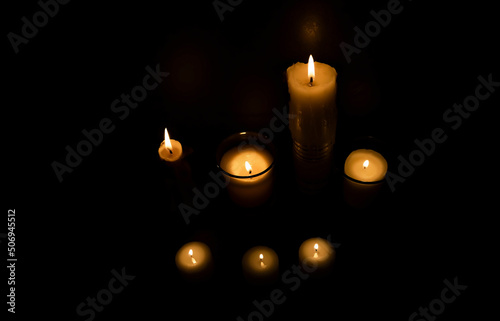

left=219, top=144, right=274, bottom=207
left=287, top=55, right=338, bottom=150
left=343, top=149, right=388, bottom=208
left=175, top=242, right=213, bottom=280
left=298, top=237, right=335, bottom=276
left=287, top=55, right=338, bottom=191
left=242, top=246, right=279, bottom=285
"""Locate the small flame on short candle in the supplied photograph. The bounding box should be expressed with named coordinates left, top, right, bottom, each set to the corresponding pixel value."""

left=245, top=161, right=252, bottom=174
left=259, top=253, right=265, bottom=268
left=363, top=160, right=369, bottom=169
left=188, top=249, right=196, bottom=264
left=314, top=243, right=319, bottom=258
left=308, top=55, right=315, bottom=85
left=164, top=128, right=173, bottom=154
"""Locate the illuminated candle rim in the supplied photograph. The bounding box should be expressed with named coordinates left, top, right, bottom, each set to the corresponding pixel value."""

left=220, top=163, right=273, bottom=179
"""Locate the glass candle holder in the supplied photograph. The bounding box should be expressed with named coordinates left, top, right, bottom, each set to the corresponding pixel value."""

left=216, top=132, right=276, bottom=208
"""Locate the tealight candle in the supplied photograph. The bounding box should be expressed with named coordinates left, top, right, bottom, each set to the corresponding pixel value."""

left=242, top=246, right=279, bottom=285
left=287, top=55, right=338, bottom=191
left=298, top=237, right=335, bottom=276
left=343, top=149, right=388, bottom=208
left=175, top=242, right=213, bottom=281
left=218, top=132, right=275, bottom=207
left=158, top=128, right=183, bottom=162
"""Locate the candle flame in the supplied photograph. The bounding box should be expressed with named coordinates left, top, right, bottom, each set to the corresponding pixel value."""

left=363, top=160, right=369, bottom=169
left=314, top=243, right=318, bottom=251
left=259, top=253, right=266, bottom=268
left=188, top=249, right=196, bottom=264
left=164, top=128, right=173, bottom=151
left=308, top=55, right=315, bottom=83
left=245, top=161, right=252, bottom=174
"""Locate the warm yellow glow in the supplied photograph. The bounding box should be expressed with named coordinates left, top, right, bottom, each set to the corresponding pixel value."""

left=188, top=249, right=193, bottom=256
left=164, top=128, right=172, bottom=151
left=259, top=253, right=264, bottom=260
left=245, top=161, right=252, bottom=174
left=308, top=55, right=315, bottom=83
left=314, top=243, right=318, bottom=251
left=363, top=160, right=369, bottom=169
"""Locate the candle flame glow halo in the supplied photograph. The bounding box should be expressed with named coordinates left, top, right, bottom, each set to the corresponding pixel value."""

left=363, top=160, right=369, bottom=169
left=259, top=253, right=264, bottom=260
left=188, top=249, right=193, bottom=256
left=314, top=243, right=318, bottom=251
left=308, top=55, right=315, bottom=82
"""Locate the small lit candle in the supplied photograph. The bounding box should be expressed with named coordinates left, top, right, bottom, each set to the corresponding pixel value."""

left=219, top=137, right=274, bottom=207
left=242, top=246, right=279, bottom=285
left=345, top=149, right=387, bottom=182
left=175, top=242, right=213, bottom=281
left=158, top=128, right=183, bottom=162
left=343, top=149, right=388, bottom=208
left=298, top=237, right=335, bottom=276
left=188, top=249, right=197, bottom=264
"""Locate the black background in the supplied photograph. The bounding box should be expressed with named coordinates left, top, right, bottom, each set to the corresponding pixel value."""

left=4, top=0, right=498, bottom=320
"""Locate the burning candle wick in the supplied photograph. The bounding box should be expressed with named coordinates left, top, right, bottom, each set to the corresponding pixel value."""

left=308, top=55, right=315, bottom=87
left=245, top=161, right=253, bottom=175
left=259, top=254, right=266, bottom=268
left=189, top=249, right=197, bottom=264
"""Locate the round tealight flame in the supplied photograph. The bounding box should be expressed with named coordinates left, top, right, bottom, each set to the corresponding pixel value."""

left=164, top=128, right=173, bottom=151
left=308, top=55, right=315, bottom=84
left=314, top=243, right=319, bottom=251
left=245, top=161, right=252, bottom=174
left=363, top=160, right=369, bottom=169
left=259, top=253, right=264, bottom=261
left=188, top=249, right=193, bottom=256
